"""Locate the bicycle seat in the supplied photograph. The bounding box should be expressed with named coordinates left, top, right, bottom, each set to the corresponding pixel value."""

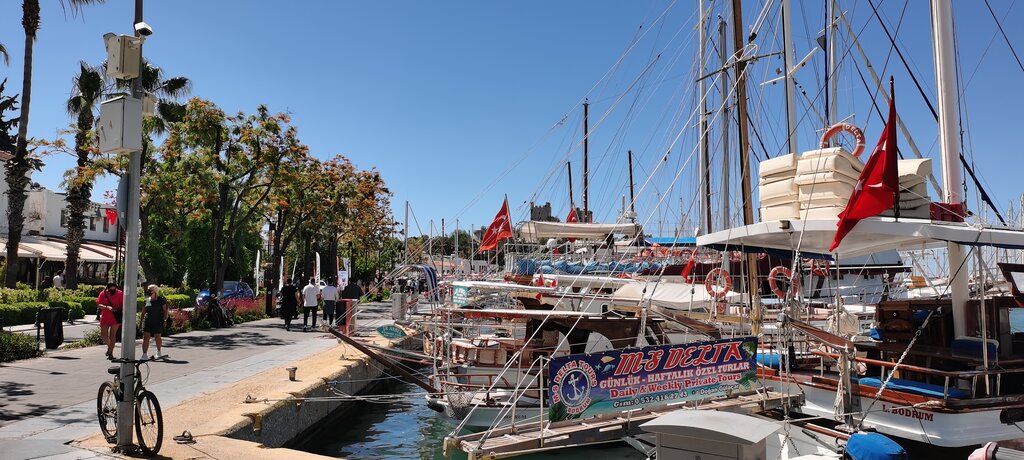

left=107, top=366, right=120, bottom=375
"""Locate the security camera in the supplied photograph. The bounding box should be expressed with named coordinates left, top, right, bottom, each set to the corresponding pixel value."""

left=134, top=21, right=153, bottom=37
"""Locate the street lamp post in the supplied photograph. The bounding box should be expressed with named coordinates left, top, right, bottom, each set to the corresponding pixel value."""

left=116, top=0, right=146, bottom=450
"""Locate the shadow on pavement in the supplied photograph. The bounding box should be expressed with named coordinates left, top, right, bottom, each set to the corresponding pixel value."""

left=0, top=364, right=66, bottom=375
left=0, top=381, right=58, bottom=422
left=167, top=331, right=288, bottom=351
left=46, top=355, right=80, bottom=360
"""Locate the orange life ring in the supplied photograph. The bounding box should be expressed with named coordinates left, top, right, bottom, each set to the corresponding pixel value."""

left=810, top=259, right=832, bottom=277
left=820, top=122, right=866, bottom=158
left=768, top=266, right=800, bottom=299
left=705, top=268, right=732, bottom=300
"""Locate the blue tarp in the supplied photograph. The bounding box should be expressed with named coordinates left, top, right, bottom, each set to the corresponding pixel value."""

left=856, top=377, right=967, bottom=399
left=645, top=237, right=697, bottom=247
left=845, top=432, right=908, bottom=460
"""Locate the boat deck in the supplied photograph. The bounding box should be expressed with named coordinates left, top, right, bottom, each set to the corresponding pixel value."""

left=443, top=390, right=802, bottom=460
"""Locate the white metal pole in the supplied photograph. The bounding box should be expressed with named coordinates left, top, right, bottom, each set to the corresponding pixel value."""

left=930, top=0, right=970, bottom=336
left=719, top=17, right=731, bottom=231
left=781, top=0, right=798, bottom=153
left=698, top=0, right=710, bottom=235
left=117, top=0, right=144, bottom=449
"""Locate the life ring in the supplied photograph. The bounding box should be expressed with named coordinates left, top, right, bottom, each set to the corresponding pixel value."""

left=705, top=268, right=732, bottom=300
left=768, top=266, right=800, bottom=299
left=715, top=302, right=727, bottom=315
left=820, top=122, right=866, bottom=158
left=810, top=259, right=831, bottom=277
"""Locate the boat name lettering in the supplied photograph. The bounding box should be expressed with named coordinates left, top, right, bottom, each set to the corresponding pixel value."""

left=881, top=404, right=934, bottom=422
left=614, top=341, right=744, bottom=376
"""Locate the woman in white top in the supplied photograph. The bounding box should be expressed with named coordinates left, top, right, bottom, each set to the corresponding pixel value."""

left=321, top=276, right=340, bottom=328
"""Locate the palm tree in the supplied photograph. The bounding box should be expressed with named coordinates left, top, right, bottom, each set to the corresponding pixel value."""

left=0, top=43, right=9, bottom=66
left=6, top=0, right=105, bottom=288
left=62, top=62, right=103, bottom=289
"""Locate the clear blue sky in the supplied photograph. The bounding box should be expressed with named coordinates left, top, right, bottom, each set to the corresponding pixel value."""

left=1, top=1, right=1022, bottom=239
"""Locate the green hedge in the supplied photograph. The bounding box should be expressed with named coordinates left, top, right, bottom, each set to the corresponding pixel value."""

left=0, top=331, right=41, bottom=362
left=48, top=301, right=84, bottom=321
left=0, top=288, right=41, bottom=304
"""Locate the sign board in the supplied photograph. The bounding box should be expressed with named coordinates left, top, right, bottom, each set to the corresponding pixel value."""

left=338, top=270, right=349, bottom=288
left=547, top=336, right=758, bottom=421
left=452, top=285, right=470, bottom=306
left=376, top=325, right=407, bottom=339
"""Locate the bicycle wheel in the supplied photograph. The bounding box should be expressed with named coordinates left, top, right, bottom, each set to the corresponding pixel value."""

left=96, top=381, right=118, bottom=441
left=134, top=390, right=163, bottom=456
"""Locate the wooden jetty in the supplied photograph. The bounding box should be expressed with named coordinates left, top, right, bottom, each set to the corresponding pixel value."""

left=443, top=390, right=802, bottom=460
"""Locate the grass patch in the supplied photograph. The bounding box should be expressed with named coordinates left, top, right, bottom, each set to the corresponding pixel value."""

left=63, top=327, right=104, bottom=350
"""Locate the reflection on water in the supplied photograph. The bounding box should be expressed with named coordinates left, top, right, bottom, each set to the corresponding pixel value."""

left=298, top=377, right=645, bottom=460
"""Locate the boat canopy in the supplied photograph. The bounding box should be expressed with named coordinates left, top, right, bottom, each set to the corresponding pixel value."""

left=517, top=221, right=641, bottom=242
left=644, top=236, right=697, bottom=247
left=451, top=280, right=555, bottom=293
left=545, top=274, right=634, bottom=289
left=611, top=281, right=742, bottom=309
left=696, top=217, right=1024, bottom=258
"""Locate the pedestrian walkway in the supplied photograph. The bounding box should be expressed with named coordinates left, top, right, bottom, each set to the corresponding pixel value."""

left=8, top=314, right=101, bottom=347
left=0, top=312, right=348, bottom=459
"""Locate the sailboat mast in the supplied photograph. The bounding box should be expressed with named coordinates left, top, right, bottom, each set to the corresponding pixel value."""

left=719, top=17, right=731, bottom=231
left=930, top=0, right=969, bottom=336
left=567, top=161, right=576, bottom=210
left=583, top=99, right=590, bottom=222
left=781, top=0, right=798, bottom=153
left=627, top=150, right=636, bottom=219
left=403, top=201, right=409, bottom=262
left=698, top=0, right=712, bottom=235
left=730, top=0, right=761, bottom=306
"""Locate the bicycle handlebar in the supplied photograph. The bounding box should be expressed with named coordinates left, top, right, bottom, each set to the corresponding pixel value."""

left=110, top=358, right=153, bottom=365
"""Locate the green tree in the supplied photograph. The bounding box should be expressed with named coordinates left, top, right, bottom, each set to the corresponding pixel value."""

left=62, top=61, right=103, bottom=289
left=6, top=0, right=106, bottom=288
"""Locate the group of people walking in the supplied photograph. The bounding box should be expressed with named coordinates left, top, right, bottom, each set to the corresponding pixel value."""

left=97, top=282, right=169, bottom=360
left=277, top=277, right=362, bottom=332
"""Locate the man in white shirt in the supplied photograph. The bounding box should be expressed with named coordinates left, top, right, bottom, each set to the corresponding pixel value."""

left=52, top=272, right=64, bottom=289
left=321, top=276, right=340, bottom=328
left=301, top=278, right=321, bottom=332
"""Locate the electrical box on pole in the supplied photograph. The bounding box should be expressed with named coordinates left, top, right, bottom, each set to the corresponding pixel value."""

left=98, top=96, right=143, bottom=154
left=103, top=34, right=142, bottom=80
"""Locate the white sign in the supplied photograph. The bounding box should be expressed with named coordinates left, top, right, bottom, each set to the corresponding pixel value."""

left=339, top=270, right=349, bottom=288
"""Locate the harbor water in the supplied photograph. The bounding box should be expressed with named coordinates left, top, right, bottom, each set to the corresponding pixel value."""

left=296, top=377, right=645, bottom=459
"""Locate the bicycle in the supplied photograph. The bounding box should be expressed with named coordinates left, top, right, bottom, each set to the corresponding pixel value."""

left=97, top=358, right=164, bottom=456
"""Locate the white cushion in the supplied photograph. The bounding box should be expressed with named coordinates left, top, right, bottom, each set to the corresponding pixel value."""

left=800, top=205, right=847, bottom=220
left=796, top=154, right=863, bottom=181
left=759, top=154, right=798, bottom=179
left=760, top=203, right=801, bottom=221
left=794, top=171, right=860, bottom=187
left=798, top=182, right=854, bottom=202
left=801, top=146, right=862, bottom=163
left=897, top=158, right=932, bottom=189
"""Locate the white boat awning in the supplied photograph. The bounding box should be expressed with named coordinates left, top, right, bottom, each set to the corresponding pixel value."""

left=0, top=236, right=116, bottom=263
left=517, top=221, right=641, bottom=242
left=451, top=281, right=556, bottom=293
left=696, top=217, right=1024, bottom=258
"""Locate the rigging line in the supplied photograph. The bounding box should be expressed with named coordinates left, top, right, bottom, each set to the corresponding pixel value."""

left=983, top=0, right=1024, bottom=75
left=866, top=0, right=1007, bottom=227
left=964, top=0, right=1016, bottom=88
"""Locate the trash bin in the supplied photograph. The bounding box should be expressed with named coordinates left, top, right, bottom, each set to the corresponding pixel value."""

left=37, top=307, right=65, bottom=350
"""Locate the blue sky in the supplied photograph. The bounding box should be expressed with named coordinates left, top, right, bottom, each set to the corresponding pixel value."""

left=1, top=1, right=1022, bottom=239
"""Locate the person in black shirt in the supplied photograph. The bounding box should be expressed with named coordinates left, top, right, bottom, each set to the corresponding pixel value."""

left=279, top=279, right=299, bottom=331
left=340, top=279, right=363, bottom=326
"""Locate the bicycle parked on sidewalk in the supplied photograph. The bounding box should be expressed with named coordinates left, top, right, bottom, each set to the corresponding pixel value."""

left=96, top=358, right=164, bottom=456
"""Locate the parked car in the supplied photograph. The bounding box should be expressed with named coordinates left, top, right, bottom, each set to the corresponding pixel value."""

left=196, top=281, right=255, bottom=306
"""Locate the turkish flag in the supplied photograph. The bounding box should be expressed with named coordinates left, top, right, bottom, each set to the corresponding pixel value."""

left=680, top=250, right=697, bottom=283
left=566, top=207, right=578, bottom=243
left=830, top=79, right=900, bottom=252
left=478, top=197, right=514, bottom=253
left=105, top=208, right=118, bottom=226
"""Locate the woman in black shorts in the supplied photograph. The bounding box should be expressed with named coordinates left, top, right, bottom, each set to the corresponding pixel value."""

left=140, top=284, right=168, bottom=360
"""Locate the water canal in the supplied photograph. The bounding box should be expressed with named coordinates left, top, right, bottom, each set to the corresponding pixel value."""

left=296, top=377, right=645, bottom=459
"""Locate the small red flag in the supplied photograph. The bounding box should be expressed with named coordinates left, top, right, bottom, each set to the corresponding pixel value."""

left=566, top=207, right=578, bottom=243
left=830, top=78, right=900, bottom=252
left=478, top=197, right=514, bottom=253
left=680, top=250, right=697, bottom=283
left=104, top=208, right=118, bottom=226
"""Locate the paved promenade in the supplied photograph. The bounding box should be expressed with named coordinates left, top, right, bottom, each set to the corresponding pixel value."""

left=0, top=307, right=379, bottom=459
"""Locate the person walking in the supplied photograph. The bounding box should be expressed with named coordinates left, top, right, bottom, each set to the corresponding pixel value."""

left=279, top=279, right=299, bottom=331
left=140, top=285, right=168, bottom=360
left=52, top=271, right=64, bottom=289
left=97, top=282, right=124, bottom=360
left=341, top=277, right=363, bottom=328
left=301, top=277, right=321, bottom=332
left=321, top=276, right=339, bottom=328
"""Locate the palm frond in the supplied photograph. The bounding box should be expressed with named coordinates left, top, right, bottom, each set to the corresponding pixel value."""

left=0, top=43, right=8, bottom=66
left=158, top=77, right=191, bottom=99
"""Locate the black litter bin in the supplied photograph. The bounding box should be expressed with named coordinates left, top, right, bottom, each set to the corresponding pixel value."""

left=37, top=308, right=65, bottom=350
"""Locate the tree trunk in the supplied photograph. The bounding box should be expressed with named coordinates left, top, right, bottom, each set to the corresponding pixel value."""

left=6, top=0, right=39, bottom=288
left=211, top=129, right=226, bottom=294
left=64, top=110, right=95, bottom=289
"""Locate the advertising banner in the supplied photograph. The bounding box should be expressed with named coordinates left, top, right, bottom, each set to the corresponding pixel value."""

left=547, top=336, right=758, bottom=421
left=452, top=285, right=470, bottom=306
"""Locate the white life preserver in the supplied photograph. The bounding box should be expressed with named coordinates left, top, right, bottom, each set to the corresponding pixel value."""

left=705, top=268, right=732, bottom=300
left=820, top=122, right=866, bottom=158
left=768, top=266, right=800, bottom=299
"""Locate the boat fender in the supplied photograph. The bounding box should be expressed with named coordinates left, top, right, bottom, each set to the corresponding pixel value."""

left=705, top=268, right=732, bottom=300
left=820, top=122, right=866, bottom=158
left=844, top=432, right=908, bottom=460
left=768, top=266, right=800, bottom=299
